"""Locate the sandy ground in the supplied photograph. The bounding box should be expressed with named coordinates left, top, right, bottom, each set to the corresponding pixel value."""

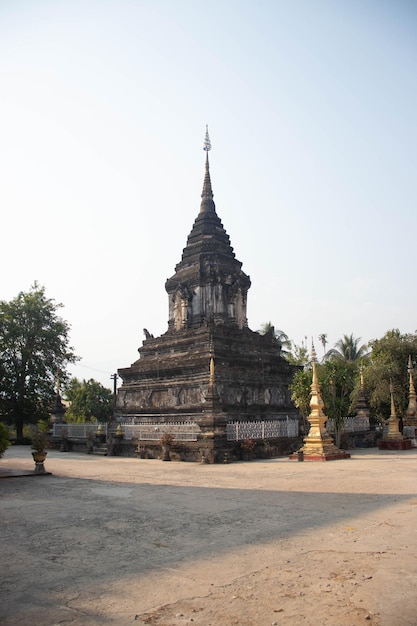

left=1, top=446, right=417, bottom=626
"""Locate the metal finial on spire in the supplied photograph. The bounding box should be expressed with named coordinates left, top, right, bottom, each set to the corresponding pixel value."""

left=200, top=126, right=214, bottom=208
left=203, top=125, right=211, bottom=152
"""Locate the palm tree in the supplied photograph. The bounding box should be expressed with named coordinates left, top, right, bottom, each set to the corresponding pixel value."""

left=318, top=333, right=328, bottom=355
left=258, top=322, right=291, bottom=354
left=325, top=334, right=369, bottom=363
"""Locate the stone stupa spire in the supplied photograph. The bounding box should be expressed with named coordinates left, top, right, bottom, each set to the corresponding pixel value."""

left=165, top=126, right=251, bottom=330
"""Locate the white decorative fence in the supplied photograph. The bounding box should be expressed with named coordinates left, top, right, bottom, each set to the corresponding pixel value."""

left=121, top=421, right=201, bottom=442
left=226, top=418, right=299, bottom=442
left=326, top=417, right=370, bottom=433
left=53, top=419, right=299, bottom=443
left=52, top=423, right=108, bottom=438
left=52, top=421, right=200, bottom=442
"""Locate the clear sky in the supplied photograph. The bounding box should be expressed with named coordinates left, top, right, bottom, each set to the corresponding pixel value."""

left=1, top=0, right=416, bottom=389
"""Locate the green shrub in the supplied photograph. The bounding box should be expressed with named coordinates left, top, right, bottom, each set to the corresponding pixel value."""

left=0, top=422, right=10, bottom=458
left=37, top=419, right=50, bottom=433
left=23, top=425, right=34, bottom=440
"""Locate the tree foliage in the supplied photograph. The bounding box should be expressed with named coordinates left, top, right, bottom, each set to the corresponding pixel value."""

left=319, top=360, right=357, bottom=421
left=318, top=333, right=328, bottom=355
left=0, top=283, right=78, bottom=440
left=64, top=378, right=114, bottom=423
left=0, top=422, right=10, bottom=458
left=286, top=342, right=310, bottom=366
left=290, top=329, right=417, bottom=440
left=290, top=359, right=359, bottom=439
left=290, top=334, right=365, bottom=446
left=325, top=333, right=369, bottom=363
left=364, top=329, right=417, bottom=420
left=258, top=322, right=291, bottom=354
left=319, top=359, right=358, bottom=445
left=289, top=367, right=312, bottom=421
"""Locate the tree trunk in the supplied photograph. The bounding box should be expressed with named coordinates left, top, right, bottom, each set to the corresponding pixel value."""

left=334, top=423, right=342, bottom=448
left=15, top=415, right=24, bottom=442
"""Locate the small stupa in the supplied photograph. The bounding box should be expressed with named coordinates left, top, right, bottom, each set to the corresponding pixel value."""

left=50, top=381, right=66, bottom=425
left=290, top=343, right=350, bottom=461
left=403, top=356, right=417, bottom=434
left=378, top=381, right=411, bottom=450
left=354, top=367, right=370, bottom=427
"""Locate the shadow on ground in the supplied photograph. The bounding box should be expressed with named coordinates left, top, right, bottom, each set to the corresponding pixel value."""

left=1, top=467, right=415, bottom=624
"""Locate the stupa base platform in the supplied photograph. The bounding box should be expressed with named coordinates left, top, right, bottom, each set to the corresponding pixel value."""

left=378, top=439, right=412, bottom=450
left=289, top=450, right=350, bottom=461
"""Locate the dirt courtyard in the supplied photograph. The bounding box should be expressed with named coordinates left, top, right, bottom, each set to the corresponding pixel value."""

left=1, top=446, right=417, bottom=626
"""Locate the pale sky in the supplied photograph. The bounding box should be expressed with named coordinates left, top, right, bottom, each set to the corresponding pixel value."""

left=1, top=0, right=416, bottom=389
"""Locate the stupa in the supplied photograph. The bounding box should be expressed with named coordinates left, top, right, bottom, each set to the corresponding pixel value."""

left=354, top=368, right=370, bottom=424
left=403, top=355, right=417, bottom=440
left=378, top=381, right=412, bottom=450
left=50, top=382, right=66, bottom=425
left=116, top=129, right=299, bottom=461
left=290, top=343, right=350, bottom=461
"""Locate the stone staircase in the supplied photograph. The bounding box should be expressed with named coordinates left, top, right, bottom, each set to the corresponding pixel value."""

left=92, top=443, right=108, bottom=456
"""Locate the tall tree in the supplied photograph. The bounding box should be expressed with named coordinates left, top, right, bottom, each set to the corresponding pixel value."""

left=286, top=342, right=310, bottom=367
left=326, top=334, right=369, bottom=363
left=318, top=333, right=328, bottom=356
left=0, top=283, right=78, bottom=440
left=364, top=329, right=417, bottom=421
left=64, top=378, right=114, bottom=423
left=320, top=359, right=358, bottom=446
left=290, top=356, right=359, bottom=446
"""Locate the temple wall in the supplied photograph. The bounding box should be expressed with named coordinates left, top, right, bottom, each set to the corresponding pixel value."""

left=234, top=289, right=247, bottom=329
left=217, top=384, right=289, bottom=406
left=168, top=283, right=248, bottom=330
left=192, top=286, right=202, bottom=316
left=117, top=386, right=206, bottom=411
left=118, top=381, right=292, bottom=412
